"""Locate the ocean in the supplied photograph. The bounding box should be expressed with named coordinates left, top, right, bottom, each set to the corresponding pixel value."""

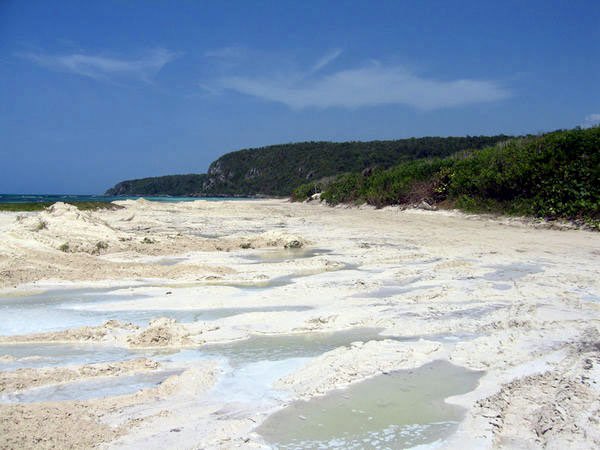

left=0, top=194, right=241, bottom=204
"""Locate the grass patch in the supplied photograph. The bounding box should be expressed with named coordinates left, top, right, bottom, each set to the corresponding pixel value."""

left=0, top=202, right=124, bottom=212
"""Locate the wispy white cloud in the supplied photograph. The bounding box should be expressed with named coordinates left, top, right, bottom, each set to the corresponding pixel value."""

left=215, top=59, right=510, bottom=110
left=19, top=48, right=178, bottom=82
left=583, top=113, right=600, bottom=128
left=309, top=49, right=342, bottom=74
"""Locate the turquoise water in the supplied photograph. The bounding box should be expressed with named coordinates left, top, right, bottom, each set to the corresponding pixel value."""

left=0, top=194, right=248, bottom=203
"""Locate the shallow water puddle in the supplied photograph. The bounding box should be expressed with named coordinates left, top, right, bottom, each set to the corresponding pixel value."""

left=0, top=328, right=477, bottom=416
left=0, top=288, right=148, bottom=335
left=257, top=360, right=483, bottom=450
left=155, top=329, right=407, bottom=414
left=197, top=327, right=393, bottom=365
left=1, top=369, right=181, bottom=403
left=0, top=286, right=313, bottom=335
left=61, top=304, right=313, bottom=324
left=0, top=286, right=145, bottom=307
left=0, top=330, right=374, bottom=413
left=241, top=248, right=332, bottom=263
left=493, top=283, right=513, bottom=291
left=207, top=357, right=310, bottom=416
left=210, top=262, right=360, bottom=291
left=351, top=276, right=436, bottom=299
left=155, top=256, right=188, bottom=266
left=0, top=343, right=158, bottom=370
left=355, top=284, right=436, bottom=299
left=189, top=329, right=408, bottom=418
left=382, top=331, right=481, bottom=343
left=483, top=262, right=544, bottom=281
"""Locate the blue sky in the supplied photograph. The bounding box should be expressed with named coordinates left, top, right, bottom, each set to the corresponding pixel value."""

left=1, top=0, right=599, bottom=194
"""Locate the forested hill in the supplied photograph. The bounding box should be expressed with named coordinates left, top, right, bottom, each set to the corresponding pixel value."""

left=106, top=174, right=207, bottom=197
left=105, top=136, right=512, bottom=197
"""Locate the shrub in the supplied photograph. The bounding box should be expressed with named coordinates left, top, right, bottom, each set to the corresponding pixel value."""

left=291, top=182, right=320, bottom=201
left=448, top=127, right=600, bottom=220
left=318, top=127, right=600, bottom=224
left=321, top=160, right=453, bottom=207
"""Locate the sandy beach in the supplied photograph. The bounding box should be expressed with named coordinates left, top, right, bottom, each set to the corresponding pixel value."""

left=0, top=199, right=599, bottom=449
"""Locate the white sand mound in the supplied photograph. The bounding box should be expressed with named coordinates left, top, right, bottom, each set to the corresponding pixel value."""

left=260, top=229, right=307, bottom=248
left=9, top=202, right=125, bottom=254
left=127, top=318, right=193, bottom=348
left=276, top=339, right=442, bottom=398
left=0, top=320, right=139, bottom=344
left=0, top=357, right=160, bottom=393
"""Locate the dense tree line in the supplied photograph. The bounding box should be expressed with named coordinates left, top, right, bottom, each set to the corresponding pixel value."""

left=105, top=136, right=511, bottom=197
left=296, top=127, right=599, bottom=227
left=106, top=174, right=207, bottom=196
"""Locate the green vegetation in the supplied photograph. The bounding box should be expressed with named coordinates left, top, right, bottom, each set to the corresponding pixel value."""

left=103, top=127, right=598, bottom=226
left=106, top=174, right=207, bottom=196
left=0, top=202, right=123, bottom=212
left=311, top=127, right=599, bottom=226
left=105, top=136, right=511, bottom=197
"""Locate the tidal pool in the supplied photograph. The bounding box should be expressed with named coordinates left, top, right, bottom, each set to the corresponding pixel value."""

left=198, top=328, right=394, bottom=366
left=1, top=369, right=181, bottom=403
left=0, top=329, right=398, bottom=401
left=0, top=343, right=146, bottom=370
left=257, top=360, right=483, bottom=449
left=241, top=248, right=332, bottom=263
left=483, top=262, right=544, bottom=281
left=209, top=262, right=359, bottom=291
left=0, top=286, right=312, bottom=335
left=185, top=329, right=412, bottom=418
left=156, top=329, right=410, bottom=413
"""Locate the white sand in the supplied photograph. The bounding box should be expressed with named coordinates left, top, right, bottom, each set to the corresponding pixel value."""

left=0, top=198, right=598, bottom=449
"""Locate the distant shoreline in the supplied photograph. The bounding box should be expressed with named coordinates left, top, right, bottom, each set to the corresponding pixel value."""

left=0, top=193, right=271, bottom=205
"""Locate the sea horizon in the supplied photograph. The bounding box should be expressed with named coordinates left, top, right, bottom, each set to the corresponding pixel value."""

left=0, top=193, right=254, bottom=203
